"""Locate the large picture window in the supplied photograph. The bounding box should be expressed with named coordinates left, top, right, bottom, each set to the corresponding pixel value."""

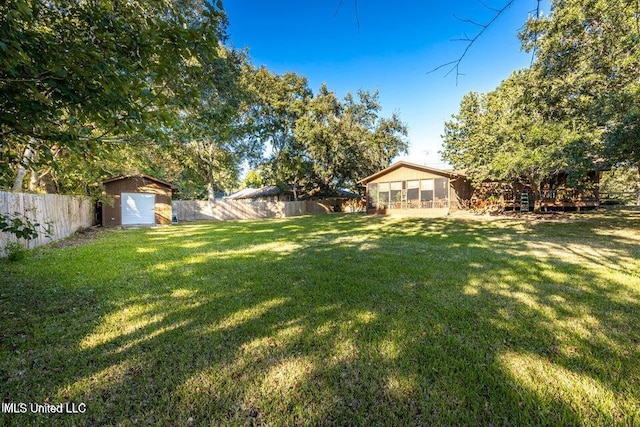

left=407, top=180, right=419, bottom=207
left=390, top=182, right=402, bottom=207
left=367, top=183, right=378, bottom=208
left=435, top=178, right=449, bottom=206
left=378, top=183, right=390, bottom=207
left=420, top=179, right=434, bottom=207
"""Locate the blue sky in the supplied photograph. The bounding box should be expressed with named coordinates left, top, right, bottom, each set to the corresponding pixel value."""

left=224, top=1, right=547, bottom=168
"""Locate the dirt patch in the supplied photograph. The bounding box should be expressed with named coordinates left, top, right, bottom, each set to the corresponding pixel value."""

left=49, top=226, right=110, bottom=249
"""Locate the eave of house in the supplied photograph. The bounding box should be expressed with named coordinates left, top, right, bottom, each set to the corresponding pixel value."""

left=357, top=161, right=466, bottom=185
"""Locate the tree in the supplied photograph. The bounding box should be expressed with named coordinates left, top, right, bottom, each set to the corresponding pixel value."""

left=243, top=67, right=313, bottom=199
left=1, top=0, right=229, bottom=190
left=175, top=48, right=259, bottom=200
left=243, top=67, right=408, bottom=199
left=520, top=0, right=640, bottom=174
left=441, top=69, right=596, bottom=208
left=295, top=85, right=408, bottom=195
left=241, top=169, right=264, bottom=188
left=600, top=165, right=640, bottom=205
left=442, top=0, right=640, bottom=210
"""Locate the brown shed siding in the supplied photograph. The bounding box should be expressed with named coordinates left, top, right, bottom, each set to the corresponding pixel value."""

left=102, top=176, right=173, bottom=226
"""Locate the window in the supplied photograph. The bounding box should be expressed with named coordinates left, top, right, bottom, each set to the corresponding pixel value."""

left=407, top=180, right=419, bottom=207
left=367, top=183, right=378, bottom=208
left=420, top=179, right=434, bottom=207
left=435, top=178, right=449, bottom=200
left=378, top=182, right=390, bottom=207
left=390, top=182, right=402, bottom=207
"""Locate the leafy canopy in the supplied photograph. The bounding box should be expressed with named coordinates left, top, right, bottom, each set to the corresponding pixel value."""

left=1, top=0, right=229, bottom=187
left=442, top=0, right=640, bottom=197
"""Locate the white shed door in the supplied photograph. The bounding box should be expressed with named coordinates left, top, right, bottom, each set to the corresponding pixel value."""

left=121, top=193, right=155, bottom=225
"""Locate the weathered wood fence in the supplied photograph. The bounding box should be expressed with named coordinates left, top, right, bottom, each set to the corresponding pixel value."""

left=172, top=198, right=356, bottom=222
left=0, top=191, right=94, bottom=252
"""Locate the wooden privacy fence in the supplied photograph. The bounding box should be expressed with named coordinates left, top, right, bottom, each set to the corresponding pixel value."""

left=172, top=198, right=354, bottom=222
left=0, top=191, right=94, bottom=252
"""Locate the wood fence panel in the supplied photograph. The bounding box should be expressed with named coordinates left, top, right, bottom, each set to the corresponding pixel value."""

left=0, top=191, right=94, bottom=252
left=172, top=199, right=350, bottom=222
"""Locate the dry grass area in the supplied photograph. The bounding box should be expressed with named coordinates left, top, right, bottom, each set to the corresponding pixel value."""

left=1, top=208, right=639, bottom=425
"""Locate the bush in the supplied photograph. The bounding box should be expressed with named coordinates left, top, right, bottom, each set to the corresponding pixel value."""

left=3, top=241, right=28, bottom=262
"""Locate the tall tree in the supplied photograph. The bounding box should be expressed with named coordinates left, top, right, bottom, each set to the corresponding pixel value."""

left=1, top=0, right=229, bottom=190
left=295, top=85, right=408, bottom=195
left=175, top=48, right=258, bottom=200
left=520, top=0, right=640, bottom=174
left=441, top=70, right=595, bottom=207
left=243, top=67, right=313, bottom=199
left=442, top=0, right=640, bottom=209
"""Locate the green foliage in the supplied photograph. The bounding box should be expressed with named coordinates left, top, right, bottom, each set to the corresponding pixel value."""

left=242, top=169, right=264, bottom=188
left=0, top=0, right=231, bottom=191
left=1, top=2, right=406, bottom=199
left=245, top=68, right=408, bottom=198
left=441, top=70, right=592, bottom=203
left=0, top=211, right=48, bottom=240
left=3, top=241, right=28, bottom=262
left=600, top=165, right=640, bottom=205
left=520, top=0, right=640, bottom=168
left=442, top=0, right=640, bottom=207
left=243, top=67, right=313, bottom=195
left=601, top=166, right=640, bottom=194
left=295, top=85, right=408, bottom=195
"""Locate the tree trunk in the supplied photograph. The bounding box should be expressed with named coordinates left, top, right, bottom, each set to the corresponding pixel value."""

left=207, top=180, right=216, bottom=202
left=206, top=170, right=216, bottom=202
left=637, top=163, right=640, bottom=206
left=12, top=142, right=35, bottom=192
left=526, top=174, right=542, bottom=213
left=28, top=149, right=39, bottom=192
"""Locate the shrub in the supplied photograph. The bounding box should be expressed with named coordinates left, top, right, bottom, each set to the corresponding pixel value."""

left=3, top=241, right=28, bottom=262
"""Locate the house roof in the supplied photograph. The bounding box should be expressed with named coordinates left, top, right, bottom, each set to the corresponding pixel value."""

left=224, top=186, right=284, bottom=200
left=357, top=161, right=466, bottom=184
left=102, top=174, right=178, bottom=190
left=335, top=188, right=360, bottom=198
left=225, top=185, right=361, bottom=200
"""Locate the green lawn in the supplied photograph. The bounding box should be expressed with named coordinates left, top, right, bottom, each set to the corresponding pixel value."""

left=1, top=209, right=639, bottom=426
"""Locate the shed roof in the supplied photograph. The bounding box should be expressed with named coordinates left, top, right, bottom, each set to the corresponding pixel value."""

left=102, top=174, right=178, bottom=190
left=357, top=161, right=466, bottom=184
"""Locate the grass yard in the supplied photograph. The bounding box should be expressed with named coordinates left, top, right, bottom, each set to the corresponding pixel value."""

left=1, top=209, right=639, bottom=426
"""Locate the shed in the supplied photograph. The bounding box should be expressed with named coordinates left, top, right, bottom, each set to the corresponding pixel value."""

left=358, top=161, right=472, bottom=216
left=102, top=174, right=177, bottom=226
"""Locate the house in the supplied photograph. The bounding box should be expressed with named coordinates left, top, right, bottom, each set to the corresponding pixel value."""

left=477, top=169, right=605, bottom=212
left=360, top=161, right=605, bottom=215
left=358, top=162, right=472, bottom=215
left=224, top=186, right=292, bottom=202
left=102, top=174, right=177, bottom=226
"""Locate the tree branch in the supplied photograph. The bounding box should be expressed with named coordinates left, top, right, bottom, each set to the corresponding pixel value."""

left=530, top=0, right=542, bottom=66
left=334, top=0, right=360, bottom=31
left=428, top=0, right=517, bottom=85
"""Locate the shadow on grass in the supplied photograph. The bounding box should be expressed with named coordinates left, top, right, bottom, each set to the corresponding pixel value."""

left=1, top=210, right=639, bottom=425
